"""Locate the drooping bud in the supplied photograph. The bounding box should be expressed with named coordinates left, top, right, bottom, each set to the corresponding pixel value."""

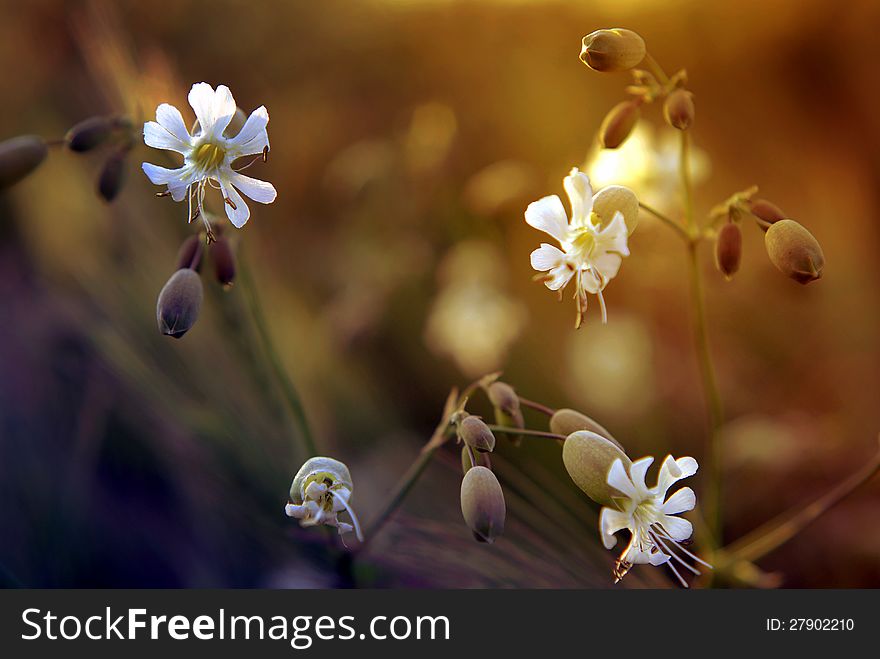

left=461, top=445, right=491, bottom=474
left=209, top=236, right=237, bottom=288
left=715, top=222, right=742, bottom=280
left=599, top=100, right=640, bottom=149
left=750, top=198, right=786, bottom=232
left=562, top=430, right=632, bottom=506
left=176, top=235, right=204, bottom=272
left=486, top=381, right=524, bottom=446
left=550, top=408, right=623, bottom=451
left=456, top=415, right=496, bottom=453
left=97, top=150, right=127, bottom=202
left=460, top=466, right=505, bottom=543
left=764, top=219, right=824, bottom=284
left=663, top=89, right=695, bottom=130
left=0, top=135, right=48, bottom=189
left=592, top=184, right=639, bottom=234
left=156, top=268, right=204, bottom=338
left=65, top=116, right=115, bottom=152
left=580, top=29, right=646, bottom=73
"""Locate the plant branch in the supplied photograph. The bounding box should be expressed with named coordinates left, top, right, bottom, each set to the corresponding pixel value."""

left=638, top=202, right=691, bottom=241
left=486, top=425, right=565, bottom=441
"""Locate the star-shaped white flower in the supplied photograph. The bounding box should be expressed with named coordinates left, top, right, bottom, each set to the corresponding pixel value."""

left=599, top=454, right=711, bottom=587
left=142, top=82, right=277, bottom=234
left=525, top=167, right=631, bottom=327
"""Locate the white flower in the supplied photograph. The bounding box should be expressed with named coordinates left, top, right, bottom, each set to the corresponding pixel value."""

left=599, top=454, right=711, bottom=587
left=142, top=82, right=277, bottom=234
left=285, top=457, right=363, bottom=542
left=525, top=167, right=631, bottom=327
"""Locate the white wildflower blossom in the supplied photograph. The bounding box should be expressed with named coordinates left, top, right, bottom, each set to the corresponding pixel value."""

left=525, top=167, right=631, bottom=327
left=142, top=82, right=276, bottom=235
left=285, top=457, right=363, bottom=542
left=599, top=454, right=711, bottom=587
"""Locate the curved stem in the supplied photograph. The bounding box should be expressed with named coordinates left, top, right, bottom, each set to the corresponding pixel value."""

left=638, top=202, right=691, bottom=241
left=486, top=425, right=565, bottom=441
left=643, top=53, right=670, bottom=86
left=517, top=397, right=556, bottom=417
left=724, top=442, right=880, bottom=563
left=237, top=252, right=317, bottom=458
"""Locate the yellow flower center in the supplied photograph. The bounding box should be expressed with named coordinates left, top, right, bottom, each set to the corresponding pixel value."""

left=193, top=142, right=226, bottom=171
left=570, top=226, right=597, bottom=260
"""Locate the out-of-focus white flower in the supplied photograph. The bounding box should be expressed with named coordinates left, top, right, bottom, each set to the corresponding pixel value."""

left=525, top=167, right=632, bottom=327
left=285, top=457, right=363, bottom=542
left=142, top=82, right=276, bottom=234
left=599, top=454, right=710, bottom=587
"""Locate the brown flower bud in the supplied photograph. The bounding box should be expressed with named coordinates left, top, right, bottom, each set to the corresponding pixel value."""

left=764, top=219, right=824, bottom=284
left=65, top=116, right=115, bottom=153
left=486, top=381, right=519, bottom=416
left=715, top=222, right=742, bottom=280
left=457, top=415, right=496, bottom=453
left=750, top=198, right=786, bottom=231
left=460, top=466, right=505, bottom=543
left=592, top=184, right=639, bottom=234
left=209, top=236, right=237, bottom=288
left=461, top=446, right=491, bottom=474
left=97, top=151, right=127, bottom=202
left=157, top=268, right=204, bottom=338
left=599, top=100, right=640, bottom=149
left=580, top=29, right=646, bottom=73
left=176, top=235, right=204, bottom=272
left=562, top=430, right=632, bottom=506
left=663, top=89, right=695, bottom=130
left=550, top=408, right=623, bottom=451
left=0, top=135, right=48, bottom=189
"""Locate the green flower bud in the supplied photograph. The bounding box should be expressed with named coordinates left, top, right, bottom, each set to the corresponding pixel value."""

left=457, top=415, right=496, bottom=453
left=663, top=89, right=695, bottom=130
left=460, top=466, right=505, bottom=543
left=209, top=236, right=236, bottom=288
left=65, top=116, right=115, bottom=152
left=750, top=198, right=786, bottom=232
left=580, top=29, right=646, bottom=73
left=599, top=100, right=640, bottom=149
left=97, top=151, right=127, bottom=202
left=156, top=268, right=203, bottom=338
left=592, top=184, right=639, bottom=234
left=764, top=219, right=824, bottom=284
left=550, top=409, right=623, bottom=451
left=562, top=430, right=632, bottom=506
left=715, top=222, right=742, bottom=280
left=0, top=135, right=48, bottom=189
left=176, top=234, right=204, bottom=272
left=461, top=445, right=491, bottom=474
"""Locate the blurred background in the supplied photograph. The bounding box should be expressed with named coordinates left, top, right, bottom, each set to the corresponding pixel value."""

left=1, top=0, right=878, bottom=588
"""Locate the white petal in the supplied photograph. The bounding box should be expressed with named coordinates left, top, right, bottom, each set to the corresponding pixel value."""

left=648, top=551, right=671, bottom=566
left=596, top=212, right=630, bottom=257
left=629, top=456, right=654, bottom=494
left=141, top=162, right=190, bottom=201
left=544, top=262, right=575, bottom=291
left=590, top=253, right=622, bottom=284
left=599, top=507, right=630, bottom=549
left=656, top=455, right=698, bottom=497
left=662, top=487, right=696, bottom=515
left=210, top=85, right=237, bottom=138
left=606, top=458, right=637, bottom=499
left=563, top=167, right=593, bottom=225
left=188, top=82, right=218, bottom=136
left=530, top=243, right=565, bottom=272
left=227, top=171, right=277, bottom=204
left=219, top=178, right=251, bottom=228
left=226, top=106, right=270, bottom=157
left=305, top=481, right=327, bottom=499
left=660, top=515, right=693, bottom=542
left=155, top=103, right=192, bottom=144
left=285, top=503, right=308, bottom=519
left=524, top=195, right=569, bottom=243
left=144, top=121, right=190, bottom=154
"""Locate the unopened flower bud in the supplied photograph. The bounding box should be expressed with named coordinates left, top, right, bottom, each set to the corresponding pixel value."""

left=209, top=236, right=237, bottom=288
left=486, top=381, right=519, bottom=416
left=550, top=408, right=623, bottom=451
left=65, top=116, right=115, bottom=152
left=562, top=430, right=632, bottom=506
left=0, top=135, right=48, bottom=189
left=176, top=235, right=204, bottom=272
left=457, top=415, right=496, bottom=453
left=663, top=89, right=695, bottom=130
left=764, top=219, right=824, bottom=284
left=592, top=185, right=639, bottom=234
left=97, top=151, right=127, bottom=202
left=750, top=198, right=786, bottom=231
left=715, top=222, right=742, bottom=280
left=460, top=466, right=505, bottom=543
left=288, top=456, right=362, bottom=541
left=599, top=100, right=640, bottom=149
left=461, top=446, right=491, bottom=474
left=580, top=29, right=646, bottom=73
left=156, top=268, right=203, bottom=338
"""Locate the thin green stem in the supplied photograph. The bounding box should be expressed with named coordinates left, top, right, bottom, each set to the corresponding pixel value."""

left=517, top=397, right=556, bottom=417
left=486, top=425, right=565, bottom=441
left=643, top=53, right=670, bottom=86
left=638, top=202, right=690, bottom=241
left=237, top=252, right=317, bottom=458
